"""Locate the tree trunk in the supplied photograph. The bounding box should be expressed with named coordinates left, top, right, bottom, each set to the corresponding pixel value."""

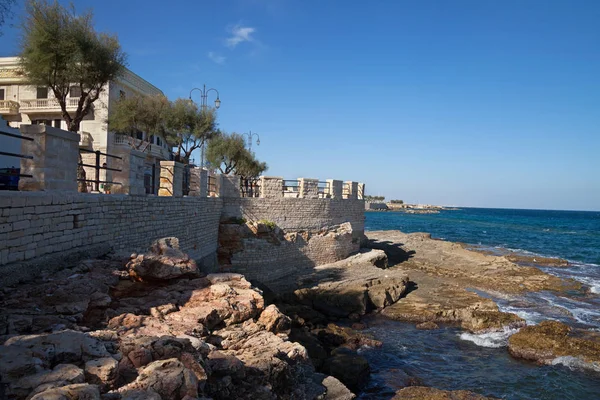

left=68, top=122, right=87, bottom=193
left=77, top=152, right=87, bottom=193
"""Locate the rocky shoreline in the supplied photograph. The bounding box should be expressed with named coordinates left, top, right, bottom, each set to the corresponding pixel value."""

left=1, top=232, right=599, bottom=399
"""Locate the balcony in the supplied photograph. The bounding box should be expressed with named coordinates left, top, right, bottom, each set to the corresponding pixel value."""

left=0, top=100, right=20, bottom=115
left=19, top=98, right=81, bottom=114
left=113, top=133, right=172, bottom=161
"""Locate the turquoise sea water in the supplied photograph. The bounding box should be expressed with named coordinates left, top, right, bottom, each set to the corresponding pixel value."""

left=360, top=208, right=600, bottom=399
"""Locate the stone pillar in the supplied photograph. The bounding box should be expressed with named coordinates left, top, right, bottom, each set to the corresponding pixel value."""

left=326, top=179, right=343, bottom=199
left=299, top=178, right=319, bottom=199
left=112, top=149, right=145, bottom=195
left=158, top=161, right=183, bottom=197
left=18, top=125, right=80, bottom=191
left=189, top=167, right=208, bottom=197
left=357, top=182, right=365, bottom=200
left=259, top=176, right=283, bottom=198
left=219, top=174, right=241, bottom=198
left=344, top=181, right=358, bottom=199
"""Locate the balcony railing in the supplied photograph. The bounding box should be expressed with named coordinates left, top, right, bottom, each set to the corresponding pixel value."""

left=0, top=100, right=20, bottom=115
left=113, top=133, right=172, bottom=160
left=19, top=97, right=81, bottom=113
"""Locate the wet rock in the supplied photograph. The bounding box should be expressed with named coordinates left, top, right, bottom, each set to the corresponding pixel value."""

left=322, top=350, right=370, bottom=392
left=392, top=386, right=496, bottom=399
left=416, top=321, right=440, bottom=330
left=508, top=320, right=600, bottom=366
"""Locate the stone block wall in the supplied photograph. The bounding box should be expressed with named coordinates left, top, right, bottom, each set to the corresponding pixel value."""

left=158, top=161, right=183, bottom=197
left=220, top=198, right=366, bottom=290
left=299, top=178, right=319, bottom=199
left=18, top=125, right=80, bottom=192
left=111, top=149, right=145, bottom=195
left=0, top=192, right=222, bottom=286
left=260, top=177, right=283, bottom=198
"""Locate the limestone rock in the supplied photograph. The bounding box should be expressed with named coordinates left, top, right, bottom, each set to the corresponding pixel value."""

left=29, top=383, right=101, bottom=400
left=12, top=364, right=84, bottom=397
left=321, top=375, right=356, bottom=399
left=322, top=350, right=370, bottom=392
left=84, top=357, right=119, bottom=386
left=127, top=237, right=200, bottom=282
left=4, top=330, right=110, bottom=366
left=392, top=386, right=496, bottom=399
left=258, top=304, right=292, bottom=334
left=120, top=358, right=199, bottom=400
left=508, top=320, right=600, bottom=367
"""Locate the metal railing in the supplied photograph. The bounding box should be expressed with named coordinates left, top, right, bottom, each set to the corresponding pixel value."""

left=0, top=100, right=20, bottom=114
left=0, top=130, right=34, bottom=190
left=240, top=178, right=260, bottom=198
left=19, top=97, right=80, bottom=111
left=283, top=179, right=300, bottom=197
left=78, top=149, right=122, bottom=192
left=318, top=181, right=331, bottom=198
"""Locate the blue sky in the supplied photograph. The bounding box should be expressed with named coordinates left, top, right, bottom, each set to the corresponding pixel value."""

left=1, top=0, right=599, bottom=210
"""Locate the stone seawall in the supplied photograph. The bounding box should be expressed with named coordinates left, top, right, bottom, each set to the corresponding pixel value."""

left=0, top=193, right=365, bottom=288
left=222, top=198, right=365, bottom=241
left=0, top=192, right=222, bottom=286
left=220, top=198, right=365, bottom=290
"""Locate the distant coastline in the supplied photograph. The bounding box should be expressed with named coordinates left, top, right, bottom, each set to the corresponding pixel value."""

left=365, top=202, right=460, bottom=214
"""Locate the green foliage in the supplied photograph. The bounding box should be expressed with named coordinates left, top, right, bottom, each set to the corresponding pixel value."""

left=108, top=94, right=170, bottom=139
left=365, top=195, right=385, bottom=202
left=258, top=219, right=276, bottom=230
left=390, top=199, right=404, bottom=204
left=108, top=95, right=218, bottom=162
left=206, top=131, right=267, bottom=177
left=166, top=99, right=217, bottom=163
left=19, top=0, right=127, bottom=132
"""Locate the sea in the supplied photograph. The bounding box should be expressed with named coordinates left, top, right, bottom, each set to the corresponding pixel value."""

left=359, top=208, right=600, bottom=400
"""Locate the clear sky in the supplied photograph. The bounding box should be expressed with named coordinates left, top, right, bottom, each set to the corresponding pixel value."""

left=1, top=0, right=599, bottom=211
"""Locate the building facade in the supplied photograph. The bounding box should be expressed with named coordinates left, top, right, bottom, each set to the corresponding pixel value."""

left=0, top=56, right=171, bottom=194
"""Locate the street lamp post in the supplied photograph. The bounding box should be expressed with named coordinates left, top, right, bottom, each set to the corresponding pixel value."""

left=189, top=85, right=221, bottom=167
left=242, top=131, right=260, bottom=153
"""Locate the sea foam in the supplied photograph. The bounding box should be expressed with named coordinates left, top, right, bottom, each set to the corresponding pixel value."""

left=459, top=326, right=521, bottom=348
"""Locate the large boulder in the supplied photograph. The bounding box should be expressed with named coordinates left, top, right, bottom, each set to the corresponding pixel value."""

left=258, top=304, right=292, bottom=334
left=321, top=349, right=370, bottom=392
left=119, top=358, right=199, bottom=400
left=127, top=237, right=200, bottom=281
left=29, top=383, right=101, bottom=400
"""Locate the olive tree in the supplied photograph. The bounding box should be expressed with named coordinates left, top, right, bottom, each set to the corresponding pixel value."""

left=19, top=0, right=127, bottom=191
left=165, top=99, right=217, bottom=163
left=107, top=94, right=170, bottom=150
left=206, top=132, right=267, bottom=176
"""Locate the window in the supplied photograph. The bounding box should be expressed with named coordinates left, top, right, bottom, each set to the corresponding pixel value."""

left=150, top=135, right=155, bottom=144
left=157, top=137, right=162, bottom=146
left=53, top=119, right=62, bottom=128
left=119, top=90, right=126, bottom=99
left=0, top=88, right=4, bottom=101
left=136, top=131, right=143, bottom=140
left=36, top=87, right=48, bottom=99
left=33, top=119, right=52, bottom=126
left=69, top=86, right=82, bottom=98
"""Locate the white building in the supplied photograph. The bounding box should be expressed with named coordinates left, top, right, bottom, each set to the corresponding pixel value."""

left=0, top=56, right=172, bottom=193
